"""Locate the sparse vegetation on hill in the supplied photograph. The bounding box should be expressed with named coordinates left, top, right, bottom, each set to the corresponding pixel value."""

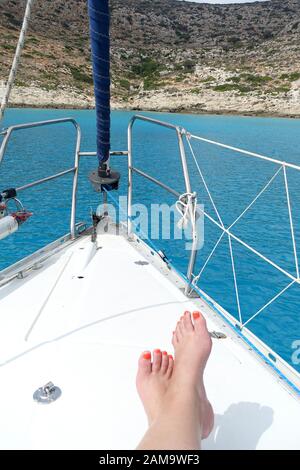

left=0, top=0, right=300, bottom=116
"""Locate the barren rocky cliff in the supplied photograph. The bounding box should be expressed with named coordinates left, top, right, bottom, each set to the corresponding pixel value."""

left=1, top=0, right=300, bottom=116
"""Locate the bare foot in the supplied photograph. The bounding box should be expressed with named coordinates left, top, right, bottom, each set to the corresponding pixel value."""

left=172, top=310, right=214, bottom=439
left=136, top=349, right=174, bottom=424
left=136, top=312, right=214, bottom=440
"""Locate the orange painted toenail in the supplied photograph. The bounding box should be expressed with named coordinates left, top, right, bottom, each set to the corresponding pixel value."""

left=168, top=354, right=174, bottom=360
left=193, top=311, right=201, bottom=319
left=162, top=351, right=168, bottom=355
left=154, top=349, right=161, bottom=353
left=143, top=353, right=151, bottom=360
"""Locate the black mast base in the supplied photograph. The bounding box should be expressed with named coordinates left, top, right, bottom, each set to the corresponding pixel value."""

left=89, top=163, right=120, bottom=193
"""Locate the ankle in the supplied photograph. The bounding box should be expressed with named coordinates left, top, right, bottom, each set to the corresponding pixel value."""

left=165, top=380, right=199, bottom=405
left=171, top=364, right=201, bottom=390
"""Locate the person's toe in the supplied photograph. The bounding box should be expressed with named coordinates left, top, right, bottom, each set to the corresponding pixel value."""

left=152, top=349, right=162, bottom=372
left=166, top=354, right=174, bottom=378
left=193, top=312, right=212, bottom=352
left=161, top=351, right=169, bottom=374
left=193, top=311, right=207, bottom=332
left=172, top=330, right=178, bottom=347
left=176, top=320, right=184, bottom=339
left=183, top=310, right=194, bottom=331
left=137, top=351, right=152, bottom=376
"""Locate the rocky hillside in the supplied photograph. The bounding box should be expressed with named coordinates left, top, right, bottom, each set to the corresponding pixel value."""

left=0, top=0, right=300, bottom=115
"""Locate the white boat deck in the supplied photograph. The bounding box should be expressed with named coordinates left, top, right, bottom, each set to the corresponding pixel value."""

left=0, top=224, right=299, bottom=450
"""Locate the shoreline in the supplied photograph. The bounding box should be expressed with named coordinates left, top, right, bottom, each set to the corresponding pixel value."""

left=5, top=101, right=300, bottom=120
left=2, top=83, right=300, bottom=120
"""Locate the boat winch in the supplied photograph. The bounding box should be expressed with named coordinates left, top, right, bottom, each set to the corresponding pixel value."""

left=0, top=188, right=32, bottom=240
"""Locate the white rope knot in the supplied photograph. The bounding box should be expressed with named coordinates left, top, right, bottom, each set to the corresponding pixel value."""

left=176, top=192, right=197, bottom=230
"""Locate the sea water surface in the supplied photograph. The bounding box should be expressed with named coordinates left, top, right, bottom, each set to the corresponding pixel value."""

left=0, top=108, right=300, bottom=371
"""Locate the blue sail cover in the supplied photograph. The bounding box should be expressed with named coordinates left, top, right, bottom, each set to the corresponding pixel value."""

left=88, top=0, right=110, bottom=163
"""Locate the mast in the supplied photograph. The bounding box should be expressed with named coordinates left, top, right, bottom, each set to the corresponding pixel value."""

left=88, top=0, right=111, bottom=166
left=87, top=0, right=120, bottom=194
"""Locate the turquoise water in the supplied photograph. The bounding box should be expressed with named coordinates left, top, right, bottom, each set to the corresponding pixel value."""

left=0, top=108, right=300, bottom=371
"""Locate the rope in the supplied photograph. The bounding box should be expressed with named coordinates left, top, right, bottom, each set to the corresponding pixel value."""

left=186, top=135, right=224, bottom=228
left=175, top=192, right=197, bottom=231
left=242, top=280, right=296, bottom=328
left=0, top=0, right=35, bottom=123
left=188, top=132, right=300, bottom=173
left=195, top=203, right=299, bottom=284
left=283, top=166, right=299, bottom=279
left=186, top=134, right=300, bottom=329
left=192, top=232, right=225, bottom=284
left=228, top=166, right=283, bottom=230
left=228, top=233, right=242, bottom=325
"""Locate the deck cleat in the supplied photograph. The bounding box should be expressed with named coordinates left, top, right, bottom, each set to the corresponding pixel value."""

left=209, top=331, right=227, bottom=339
